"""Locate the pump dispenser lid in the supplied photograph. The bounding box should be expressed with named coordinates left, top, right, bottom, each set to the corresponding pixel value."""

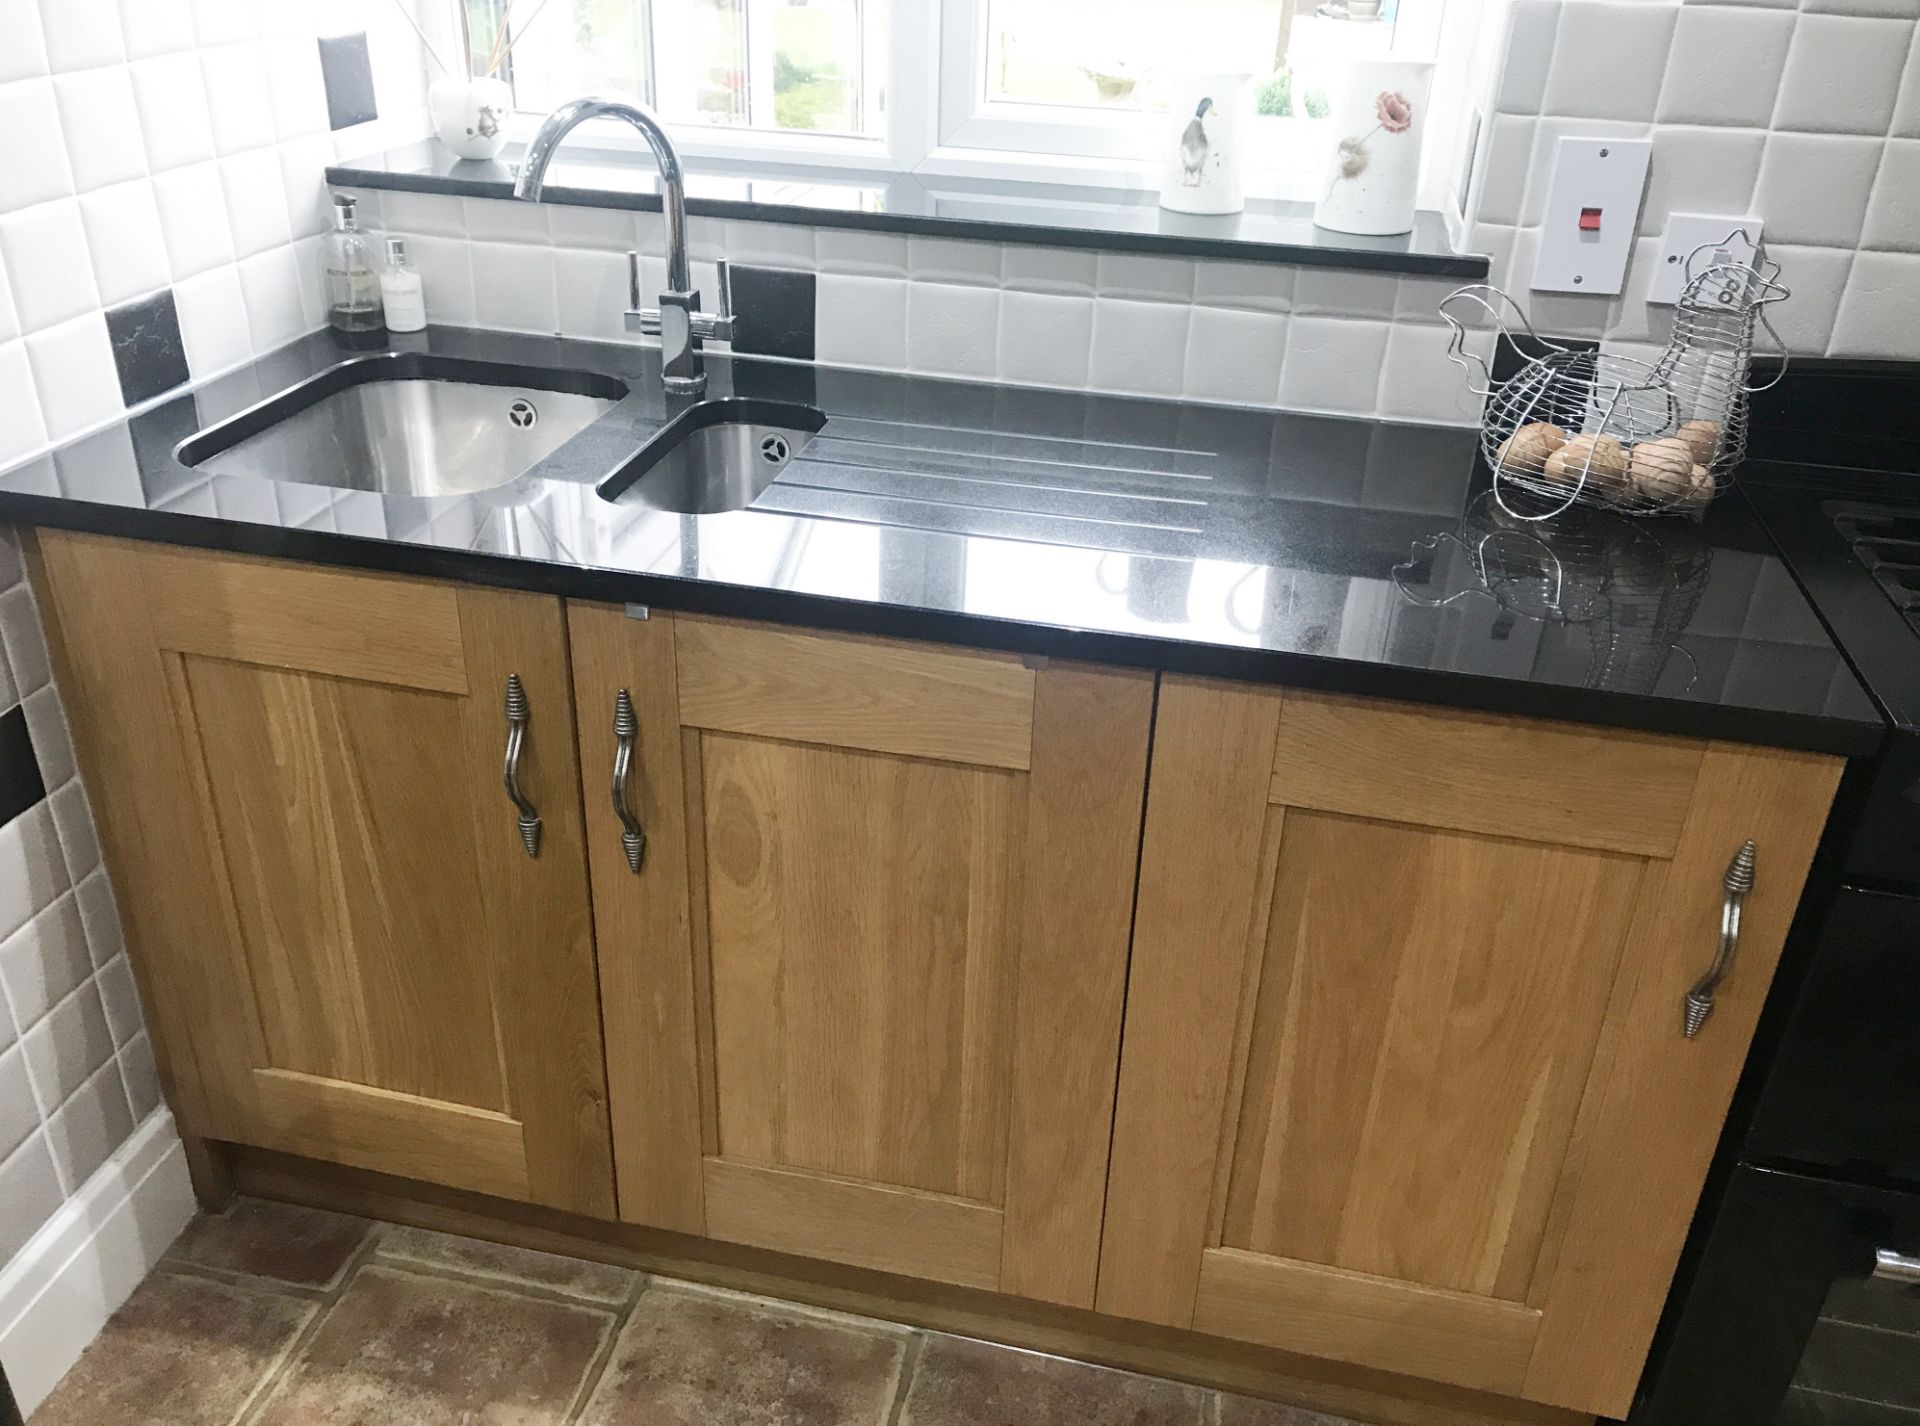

left=331, top=193, right=358, bottom=228
left=385, top=236, right=408, bottom=265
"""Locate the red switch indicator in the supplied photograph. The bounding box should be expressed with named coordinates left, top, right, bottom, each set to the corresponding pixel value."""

left=1578, top=206, right=1603, bottom=232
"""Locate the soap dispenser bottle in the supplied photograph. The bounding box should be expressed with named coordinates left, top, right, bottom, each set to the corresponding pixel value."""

left=322, top=193, right=386, bottom=347
left=381, top=237, right=427, bottom=333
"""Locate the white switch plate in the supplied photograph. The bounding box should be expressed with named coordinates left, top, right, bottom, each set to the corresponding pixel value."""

left=1649, top=214, right=1764, bottom=305
left=1530, top=136, right=1653, bottom=296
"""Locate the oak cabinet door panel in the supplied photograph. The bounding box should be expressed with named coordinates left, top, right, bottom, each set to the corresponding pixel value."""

left=1099, top=681, right=1842, bottom=1417
left=32, top=532, right=614, bottom=1215
left=571, top=607, right=1152, bottom=1308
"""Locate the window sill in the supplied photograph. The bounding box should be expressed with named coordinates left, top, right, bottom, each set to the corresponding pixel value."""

left=325, top=138, right=1489, bottom=280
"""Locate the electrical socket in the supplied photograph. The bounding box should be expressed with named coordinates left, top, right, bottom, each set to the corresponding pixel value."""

left=1649, top=215, right=1764, bottom=306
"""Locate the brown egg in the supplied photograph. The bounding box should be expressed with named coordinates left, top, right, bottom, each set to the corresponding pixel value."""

left=1495, top=421, right=1568, bottom=475
left=1628, top=437, right=1697, bottom=504
left=1676, top=419, right=1721, bottom=466
left=1679, top=463, right=1717, bottom=509
left=1544, top=433, right=1629, bottom=496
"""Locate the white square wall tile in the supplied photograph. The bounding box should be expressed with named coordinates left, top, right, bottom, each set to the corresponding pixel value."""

left=120, top=1032, right=159, bottom=1120
left=35, top=0, right=126, bottom=72
left=1761, top=246, right=1855, bottom=355
left=997, top=290, right=1094, bottom=388
left=220, top=148, right=292, bottom=258
left=1095, top=253, right=1195, bottom=302
left=44, top=1057, right=134, bottom=1189
left=0, top=255, right=16, bottom=344
left=553, top=248, right=635, bottom=342
left=265, top=34, right=328, bottom=140
left=1278, top=316, right=1391, bottom=414
left=0, top=805, right=69, bottom=946
left=190, top=0, right=258, bottom=47
left=117, top=0, right=197, bottom=58
left=0, top=79, right=75, bottom=213
left=47, top=778, right=99, bottom=883
left=129, top=53, right=217, bottom=173
left=74, top=870, right=123, bottom=968
left=462, top=196, right=550, bottom=244
left=0, top=1047, right=40, bottom=1161
left=1379, top=327, right=1482, bottom=428
left=908, top=236, right=1002, bottom=286
left=21, top=978, right=115, bottom=1110
left=79, top=180, right=171, bottom=307
left=1294, top=266, right=1400, bottom=318
left=50, top=67, right=147, bottom=195
left=1831, top=250, right=1920, bottom=357
left=1088, top=299, right=1191, bottom=397
left=1182, top=306, right=1286, bottom=407
left=382, top=190, right=469, bottom=240
left=470, top=242, right=558, bottom=333
left=1657, top=6, right=1797, bottom=128
left=1772, top=14, right=1914, bottom=135
left=1803, top=0, right=1918, bottom=13
left=1895, top=35, right=1920, bottom=137
left=724, top=220, right=816, bottom=267
left=0, top=582, right=50, bottom=699
left=1754, top=133, right=1883, bottom=247
left=906, top=282, right=1000, bottom=379
left=1496, top=0, right=1562, bottom=116
left=1001, top=245, right=1099, bottom=294
left=813, top=229, right=909, bottom=277
left=409, top=234, right=476, bottom=327
left=0, top=1133, right=64, bottom=1266
left=1474, top=114, right=1534, bottom=227
left=1862, top=141, right=1920, bottom=251
left=0, top=891, right=89, bottom=1029
left=815, top=273, right=908, bottom=369
left=21, top=684, right=74, bottom=786
left=0, top=0, right=50, bottom=83
left=279, top=133, right=338, bottom=240
left=0, top=343, right=46, bottom=470
left=548, top=204, right=644, bottom=253
left=1192, top=260, right=1294, bottom=313
left=172, top=263, right=253, bottom=376
left=0, top=198, right=98, bottom=333
left=151, top=161, right=236, bottom=278
left=237, top=246, right=308, bottom=352
left=24, top=312, right=123, bottom=441
left=1542, top=2, right=1678, bottom=122
left=200, top=41, right=275, bottom=157
left=1640, top=128, right=1767, bottom=239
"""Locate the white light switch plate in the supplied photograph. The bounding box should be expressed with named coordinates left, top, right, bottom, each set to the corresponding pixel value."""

left=1530, top=136, right=1653, bottom=296
left=1648, top=214, right=1764, bottom=305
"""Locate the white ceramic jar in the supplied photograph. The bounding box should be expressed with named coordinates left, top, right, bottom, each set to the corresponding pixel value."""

left=1312, top=58, right=1436, bottom=236
left=430, top=75, right=513, bottom=161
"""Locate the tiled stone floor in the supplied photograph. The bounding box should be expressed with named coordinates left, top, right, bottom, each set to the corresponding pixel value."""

left=31, top=1197, right=1366, bottom=1426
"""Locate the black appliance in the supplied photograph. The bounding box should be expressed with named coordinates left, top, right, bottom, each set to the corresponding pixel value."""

left=1633, top=363, right=1920, bottom=1425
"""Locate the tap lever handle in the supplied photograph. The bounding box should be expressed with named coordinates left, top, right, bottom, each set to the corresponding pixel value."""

left=713, top=258, right=732, bottom=320
left=626, top=250, right=642, bottom=311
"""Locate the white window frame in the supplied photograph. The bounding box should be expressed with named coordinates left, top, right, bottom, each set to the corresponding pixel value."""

left=486, top=0, right=1457, bottom=205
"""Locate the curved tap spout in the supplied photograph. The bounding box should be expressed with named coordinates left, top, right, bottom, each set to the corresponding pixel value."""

left=514, top=95, right=690, bottom=293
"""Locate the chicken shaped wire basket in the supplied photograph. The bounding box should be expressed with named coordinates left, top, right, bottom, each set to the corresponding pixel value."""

left=1440, top=233, right=1789, bottom=519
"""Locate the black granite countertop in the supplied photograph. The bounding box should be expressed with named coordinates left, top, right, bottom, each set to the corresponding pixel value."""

left=0, top=327, right=1883, bottom=757
left=327, top=139, right=1488, bottom=279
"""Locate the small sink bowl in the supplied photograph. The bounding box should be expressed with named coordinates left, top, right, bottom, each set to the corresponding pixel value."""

left=177, top=353, right=628, bottom=497
left=597, top=398, right=827, bottom=513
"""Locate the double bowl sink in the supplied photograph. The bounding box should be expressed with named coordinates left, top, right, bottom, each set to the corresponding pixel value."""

left=177, top=353, right=826, bottom=514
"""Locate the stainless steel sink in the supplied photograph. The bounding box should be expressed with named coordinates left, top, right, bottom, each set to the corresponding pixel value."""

left=178, top=354, right=628, bottom=496
left=597, top=398, right=826, bottom=513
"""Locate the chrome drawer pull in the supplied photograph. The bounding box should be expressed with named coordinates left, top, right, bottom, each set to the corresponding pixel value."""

left=611, top=688, right=645, bottom=873
left=1684, top=840, right=1755, bottom=1038
left=503, top=673, right=541, bottom=858
left=1873, top=1249, right=1920, bottom=1285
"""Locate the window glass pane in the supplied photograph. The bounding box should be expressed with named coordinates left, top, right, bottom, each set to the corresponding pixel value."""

left=652, top=0, right=751, bottom=125
left=982, top=0, right=1409, bottom=121
left=772, top=0, right=866, bottom=132
left=496, top=0, right=656, bottom=112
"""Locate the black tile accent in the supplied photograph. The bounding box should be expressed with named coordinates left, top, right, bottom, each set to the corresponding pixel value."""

left=318, top=32, right=378, bottom=131
left=105, top=290, right=191, bottom=406
left=728, top=266, right=815, bottom=361
left=0, top=706, right=46, bottom=829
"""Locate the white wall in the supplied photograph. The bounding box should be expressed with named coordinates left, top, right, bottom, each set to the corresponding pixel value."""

left=1458, top=0, right=1920, bottom=360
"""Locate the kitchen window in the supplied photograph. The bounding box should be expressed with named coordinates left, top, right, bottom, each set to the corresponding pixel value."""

left=473, top=0, right=1449, bottom=194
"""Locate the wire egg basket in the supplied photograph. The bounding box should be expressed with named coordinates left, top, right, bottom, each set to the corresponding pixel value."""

left=1440, top=232, right=1790, bottom=520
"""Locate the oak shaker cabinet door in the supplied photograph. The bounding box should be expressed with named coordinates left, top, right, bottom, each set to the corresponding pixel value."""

left=31, top=531, right=614, bottom=1216
left=569, top=606, right=1153, bottom=1309
left=1097, top=681, right=1842, bottom=1417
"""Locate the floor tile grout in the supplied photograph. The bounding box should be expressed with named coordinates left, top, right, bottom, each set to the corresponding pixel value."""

left=883, top=1329, right=928, bottom=1426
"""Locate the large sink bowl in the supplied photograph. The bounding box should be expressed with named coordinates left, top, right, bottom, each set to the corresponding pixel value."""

left=598, top=398, right=826, bottom=513
left=177, top=353, right=628, bottom=497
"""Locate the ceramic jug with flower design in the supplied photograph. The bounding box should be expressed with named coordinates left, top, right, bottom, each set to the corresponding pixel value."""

left=1313, top=58, right=1435, bottom=236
